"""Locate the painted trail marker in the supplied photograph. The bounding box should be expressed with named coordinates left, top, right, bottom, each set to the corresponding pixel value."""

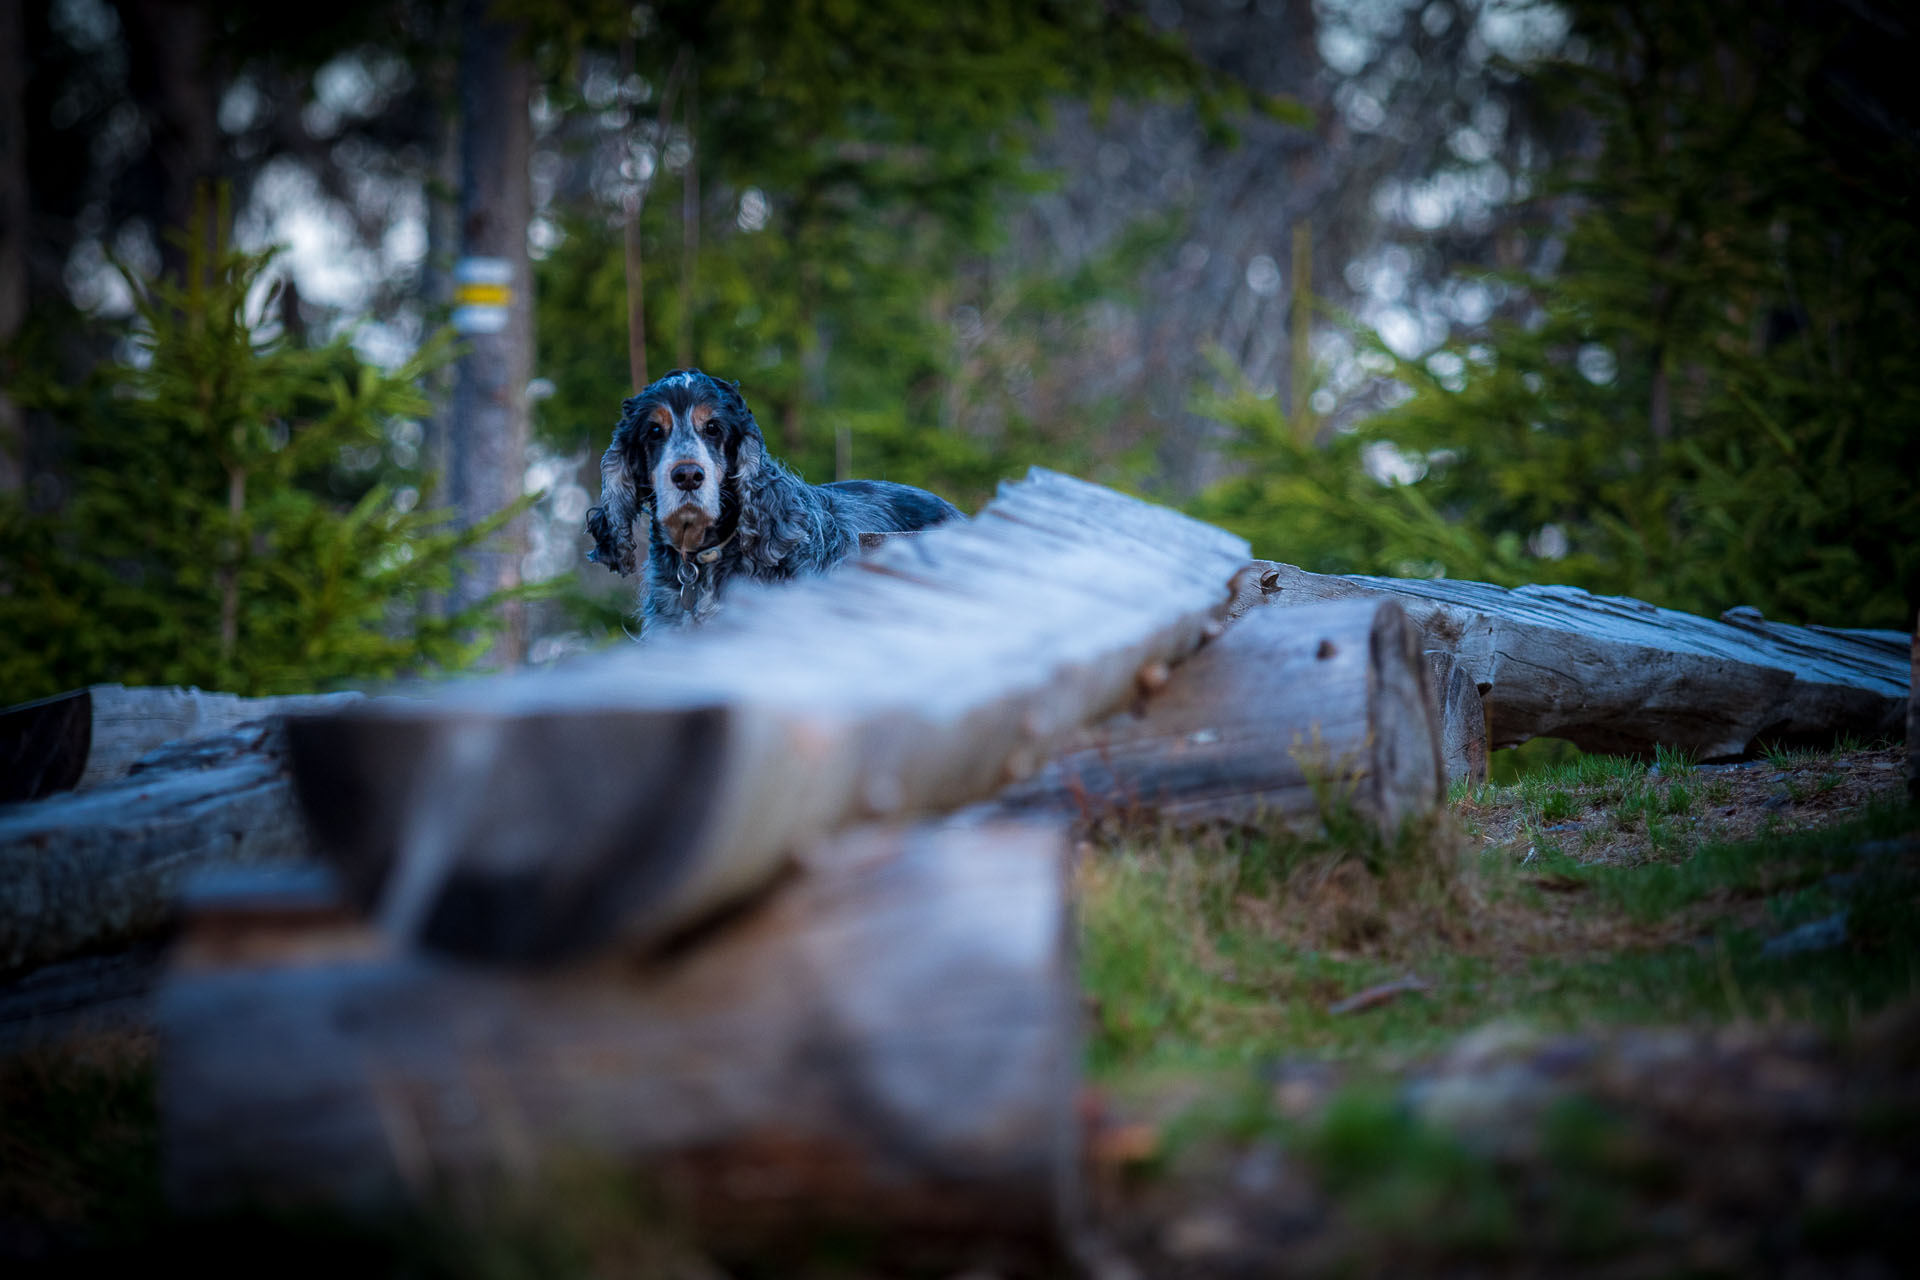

left=450, top=256, right=512, bottom=334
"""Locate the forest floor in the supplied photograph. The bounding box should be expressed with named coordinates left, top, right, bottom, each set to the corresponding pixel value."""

left=1, top=742, right=1916, bottom=1276
left=1077, top=740, right=1920, bottom=1277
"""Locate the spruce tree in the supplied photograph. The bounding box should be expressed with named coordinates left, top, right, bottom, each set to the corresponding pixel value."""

left=1197, top=0, right=1918, bottom=629
left=0, top=198, right=528, bottom=700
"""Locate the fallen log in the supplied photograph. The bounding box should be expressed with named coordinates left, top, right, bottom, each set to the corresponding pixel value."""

left=1909, top=610, right=1918, bottom=804
left=0, top=683, right=362, bottom=802
left=0, top=723, right=314, bottom=973
left=285, top=469, right=1251, bottom=963
left=1235, top=563, right=1908, bottom=759
left=161, top=817, right=1080, bottom=1255
left=998, top=598, right=1445, bottom=835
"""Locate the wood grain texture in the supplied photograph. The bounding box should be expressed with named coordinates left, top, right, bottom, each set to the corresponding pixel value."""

left=1235, top=562, right=1907, bottom=758
left=284, top=468, right=1251, bottom=963
left=161, top=818, right=1079, bottom=1247
left=0, top=723, right=315, bottom=972
left=1426, top=650, right=1489, bottom=787
left=1908, top=609, right=1918, bottom=803
left=998, top=598, right=1444, bottom=836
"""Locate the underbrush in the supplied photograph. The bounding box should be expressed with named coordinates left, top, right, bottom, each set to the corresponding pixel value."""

left=1080, top=744, right=1920, bottom=1078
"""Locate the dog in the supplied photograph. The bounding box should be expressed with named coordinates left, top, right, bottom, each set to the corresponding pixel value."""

left=584, top=369, right=964, bottom=628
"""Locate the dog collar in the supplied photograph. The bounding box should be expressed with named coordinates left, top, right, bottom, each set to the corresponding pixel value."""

left=673, top=529, right=736, bottom=614
left=678, top=528, right=736, bottom=567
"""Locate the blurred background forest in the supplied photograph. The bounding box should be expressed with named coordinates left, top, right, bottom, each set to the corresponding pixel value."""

left=1, top=0, right=1914, bottom=700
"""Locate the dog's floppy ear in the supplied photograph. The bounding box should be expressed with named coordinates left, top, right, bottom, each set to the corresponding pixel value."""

left=584, top=399, right=650, bottom=577
left=720, top=378, right=765, bottom=487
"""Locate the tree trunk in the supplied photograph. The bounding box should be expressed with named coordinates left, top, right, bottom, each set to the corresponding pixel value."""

left=0, top=722, right=320, bottom=973
left=678, top=62, right=698, bottom=370
left=117, top=0, right=219, bottom=280
left=998, top=598, right=1444, bottom=835
left=160, top=817, right=1080, bottom=1259
left=281, top=469, right=1251, bottom=964
left=448, top=0, right=533, bottom=663
left=420, top=44, right=460, bottom=576
left=0, top=0, right=25, bottom=494
left=1235, top=561, right=1908, bottom=758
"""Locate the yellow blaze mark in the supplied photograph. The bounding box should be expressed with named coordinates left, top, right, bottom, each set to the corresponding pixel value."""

left=453, top=282, right=511, bottom=307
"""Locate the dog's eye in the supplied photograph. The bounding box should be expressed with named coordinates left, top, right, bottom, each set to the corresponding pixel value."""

left=646, top=423, right=664, bottom=439
left=701, top=421, right=722, bottom=439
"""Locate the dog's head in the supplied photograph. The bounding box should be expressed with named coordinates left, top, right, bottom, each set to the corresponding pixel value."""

left=585, top=369, right=769, bottom=574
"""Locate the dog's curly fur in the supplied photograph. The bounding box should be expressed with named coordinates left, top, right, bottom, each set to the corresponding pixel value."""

left=585, top=369, right=963, bottom=628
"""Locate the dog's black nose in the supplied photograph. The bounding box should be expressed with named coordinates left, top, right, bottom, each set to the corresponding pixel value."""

left=670, top=462, right=705, bottom=491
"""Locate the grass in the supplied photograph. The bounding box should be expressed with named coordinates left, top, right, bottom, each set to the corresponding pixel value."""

left=1079, top=742, right=1920, bottom=1272
left=1081, top=743, right=1920, bottom=1078
left=5, top=738, right=1913, bottom=1274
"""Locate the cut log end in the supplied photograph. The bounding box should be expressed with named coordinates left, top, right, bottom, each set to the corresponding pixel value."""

left=1001, top=598, right=1446, bottom=838
left=1365, top=604, right=1447, bottom=832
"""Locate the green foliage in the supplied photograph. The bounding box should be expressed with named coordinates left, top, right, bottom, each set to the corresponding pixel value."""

left=1196, top=0, right=1919, bottom=627
left=525, top=1, right=1282, bottom=508
left=0, top=209, right=526, bottom=700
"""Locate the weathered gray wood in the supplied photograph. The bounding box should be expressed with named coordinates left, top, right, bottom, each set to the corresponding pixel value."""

left=998, top=599, right=1444, bottom=835
left=0, top=683, right=362, bottom=801
left=1235, top=562, right=1908, bottom=758
left=1426, top=649, right=1489, bottom=786
left=1908, top=609, right=1918, bottom=803
left=285, top=468, right=1251, bottom=963
left=0, top=941, right=164, bottom=1053
left=161, top=817, right=1079, bottom=1247
left=0, top=723, right=315, bottom=973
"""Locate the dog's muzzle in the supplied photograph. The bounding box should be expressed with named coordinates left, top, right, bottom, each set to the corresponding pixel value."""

left=655, top=449, right=721, bottom=553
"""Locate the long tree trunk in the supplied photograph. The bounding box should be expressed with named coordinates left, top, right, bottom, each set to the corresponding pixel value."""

left=421, top=41, right=460, bottom=567
left=0, top=0, right=25, bottom=494
left=448, top=0, right=533, bottom=663
left=678, top=62, right=698, bottom=370
left=621, top=45, right=689, bottom=391
left=116, top=0, right=219, bottom=281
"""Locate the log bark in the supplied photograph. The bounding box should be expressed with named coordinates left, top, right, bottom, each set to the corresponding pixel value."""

left=0, top=723, right=315, bottom=973
left=1909, top=608, right=1918, bottom=804
left=284, top=469, right=1251, bottom=964
left=998, top=598, right=1444, bottom=835
left=160, top=817, right=1080, bottom=1254
left=1234, top=562, right=1908, bottom=759
left=0, top=683, right=362, bottom=802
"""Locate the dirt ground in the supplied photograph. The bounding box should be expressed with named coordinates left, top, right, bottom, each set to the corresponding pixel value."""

left=2, top=747, right=1916, bottom=1277
left=1075, top=746, right=1920, bottom=1278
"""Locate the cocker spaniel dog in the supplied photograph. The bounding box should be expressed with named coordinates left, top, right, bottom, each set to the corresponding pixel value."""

left=585, top=369, right=963, bottom=627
